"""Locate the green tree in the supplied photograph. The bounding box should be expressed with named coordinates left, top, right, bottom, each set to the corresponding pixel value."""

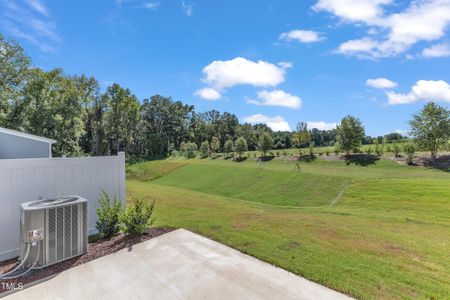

left=409, top=102, right=450, bottom=161
left=224, top=139, right=233, bottom=157
left=139, top=95, right=193, bottom=159
left=235, top=137, right=248, bottom=159
left=21, top=68, right=84, bottom=156
left=259, top=132, right=273, bottom=157
left=336, top=115, right=365, bottom=156
left=0, top=34, right=30, bottom=127
left=200, top=140, right=210, bottom=158
left=293, top=121, right=310, bottom=154
left=104, top=83, right=140, bottom=155
left=210, top=136, right=220, bottom=156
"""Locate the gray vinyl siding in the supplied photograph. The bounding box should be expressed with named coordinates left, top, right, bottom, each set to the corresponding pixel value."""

left=0, top=132, right=51, bottom=159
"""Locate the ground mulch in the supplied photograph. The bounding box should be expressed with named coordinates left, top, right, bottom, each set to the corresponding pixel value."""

left=0, top=227, right=174, bottom=294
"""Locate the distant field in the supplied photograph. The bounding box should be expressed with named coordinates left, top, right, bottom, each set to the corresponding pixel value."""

left=126, top=156, right=450, bottom=299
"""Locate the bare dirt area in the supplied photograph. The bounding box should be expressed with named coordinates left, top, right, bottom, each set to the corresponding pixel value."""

left=0, top=227, right=174, bottom=294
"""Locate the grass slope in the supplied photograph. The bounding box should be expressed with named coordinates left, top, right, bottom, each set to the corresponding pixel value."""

left=152, top=163, right=349, bottom=206
left=126, top=158, right=450, bottom=299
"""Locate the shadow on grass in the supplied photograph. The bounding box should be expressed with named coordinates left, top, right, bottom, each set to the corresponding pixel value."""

left=233, top=157, right=248, bottom=162
left=344, top=154, right=379, bottom=166
left=297, top=155, right=317, bottom=163
left=256, top=156, right=275, bottom=162
left=419, top=155, right=450, bottom=172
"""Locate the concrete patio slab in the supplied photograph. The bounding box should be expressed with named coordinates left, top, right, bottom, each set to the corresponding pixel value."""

left=4, top=229, right=352, bottom=300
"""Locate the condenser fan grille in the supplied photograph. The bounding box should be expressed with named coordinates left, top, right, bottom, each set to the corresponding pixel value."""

left=46, top=202, right=87, bottom=265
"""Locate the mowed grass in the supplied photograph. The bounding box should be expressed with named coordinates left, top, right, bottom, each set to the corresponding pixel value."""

left=126, top=158, right=450, bottom=299
left=152, top=163, right=349, bottom=206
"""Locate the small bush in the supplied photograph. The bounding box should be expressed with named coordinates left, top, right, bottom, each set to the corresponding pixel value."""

left=334, top=146, right=340, bottom=155
left=185, top=142, right=198, bottom=158
left=393, top=143, right=401, bottom=157
left=121, top=199, right=155, bottom=235
left=200, top=140, right=210, bottom=158
left=276, top=151, right=280, bottom=157
left=326, top=150, right=330, bottom=156
left=95, top=191, right=122, bottom=239
left=404, top=144, right=416, bottom=165
left=366, top=146, right=373, bottom=155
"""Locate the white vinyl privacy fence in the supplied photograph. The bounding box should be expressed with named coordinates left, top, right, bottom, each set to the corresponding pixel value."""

left=0, top=153, right=126, bottom=262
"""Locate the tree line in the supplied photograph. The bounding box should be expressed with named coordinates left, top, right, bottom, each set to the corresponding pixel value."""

left=1, top=34, right=449, bottom=162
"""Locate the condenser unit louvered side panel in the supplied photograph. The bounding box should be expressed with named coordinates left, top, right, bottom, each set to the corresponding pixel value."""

left=45, top=202, right=88, bottom=266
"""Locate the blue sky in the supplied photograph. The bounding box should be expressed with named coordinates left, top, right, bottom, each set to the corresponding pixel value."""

left=1, top=0, right=450, bottom=136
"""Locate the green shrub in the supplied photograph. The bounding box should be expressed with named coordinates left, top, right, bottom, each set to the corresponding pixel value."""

left=309, top=143, right=315, bottom=157
left=366, top=146, right=373, bottom=155
left=334, top=145, right=340, bottom=155
left=386, top=145, right=392, bottom=153
left=121, top=199, right=155, bottom=235
left=404, top=144, right=416, bottom=165
left=185, top=142, right=197, bottom=158
left=95, top=191, right=122, bottom=239
left=325, top=149, right=330, bottom=156
left=224, top=139, right=234, bottom=157
left=200, top=140, right=210, bottom=158
left=393, top=143, right=401, bottom=157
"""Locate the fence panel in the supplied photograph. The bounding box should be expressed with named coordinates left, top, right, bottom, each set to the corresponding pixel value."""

left=0, top=152, right=126, bottom=262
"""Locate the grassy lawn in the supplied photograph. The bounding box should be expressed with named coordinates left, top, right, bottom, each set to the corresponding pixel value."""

left=126, top=157, right=450, bottom=299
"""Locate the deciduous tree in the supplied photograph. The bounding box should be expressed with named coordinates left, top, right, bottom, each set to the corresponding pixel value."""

left=336, top=115, right=365, bottom=156
left=409, top=102, right=450, bottom=161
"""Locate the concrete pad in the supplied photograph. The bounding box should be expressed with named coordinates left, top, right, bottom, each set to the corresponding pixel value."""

left=4, top=229, right=352, bottom=300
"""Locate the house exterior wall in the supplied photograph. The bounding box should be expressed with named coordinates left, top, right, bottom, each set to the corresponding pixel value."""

left=0, top=153, right=126, bottom=262
left=0, top=132, right=51, bottom=159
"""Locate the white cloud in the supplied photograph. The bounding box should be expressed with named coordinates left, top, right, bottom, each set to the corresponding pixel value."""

left=277, top=61, right=293, bottom=69
left=0, top=0, right=60, bottom=53
left=201, top=57, right=287, bottom=90
left=279, top=29, right=324, bottom=43
left=317, top=0, right=450, bottom=58
left=26, top=0, right=48, bottom=16
left=386, top=80, right=450, bottom=105
left=313, top=0, right=391, bottom=23
left=366, top=78, right=398, bottom=89
left=307, top=121, right=337, bottom=130
left=422, top=43, right=450, bottom=58
left=247, top=90, right=302, bottom=109
left=243, top=114, right=292, bottom=131
left=143, top=2, right=160, bottom=10
left=181, top=0, right=193, bottom=16
left=194, top=88, right=221, bottom=100
left=337, top=38, right=379, bottom=56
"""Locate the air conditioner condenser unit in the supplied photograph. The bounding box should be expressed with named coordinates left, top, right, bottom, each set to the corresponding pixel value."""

left=20, top=196, right=88, bottom=269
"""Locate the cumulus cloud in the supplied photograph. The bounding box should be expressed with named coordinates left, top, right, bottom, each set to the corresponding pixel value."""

left=313, top=0, right=391, bottom=23
left=243, top=114, right=292, bottom=131
left=201, top=57, right=287, bottom=90
left=366, top=78, right=398, bottom=89
left=422, top=43, right=450, bottom=58
left=386, top=80, right=450, bottom=105
left=315, top=0, right=450, bottom=58
left=307, top=121, right=337, bottom=130
left=279, top=29, right=324, bottom=43
left=194, top=88, right=221, bottom=100
left=247, top=90, right=302, bottom=109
